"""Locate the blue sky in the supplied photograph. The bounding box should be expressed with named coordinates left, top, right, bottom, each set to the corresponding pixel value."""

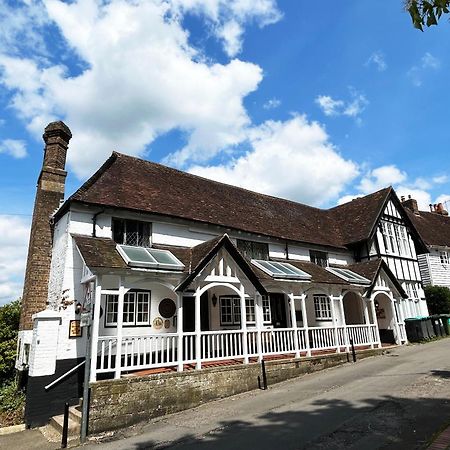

left=0, top=0, right=449, bottom=304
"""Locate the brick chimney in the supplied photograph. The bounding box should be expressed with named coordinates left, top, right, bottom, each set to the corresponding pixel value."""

left=20, top=121, right=72, bottom=331
left=402, top=195, right=419, bottom=215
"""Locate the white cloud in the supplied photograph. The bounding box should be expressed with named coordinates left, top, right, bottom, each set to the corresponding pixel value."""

left=408, top=52, right=441, bottom=87
left=0, top=139, right=27, bottom=158
left=435, top=194, right=450, bottom=207
left=0, top=0, right=276, bottom=176
left=315, top=88, right=368, bottom=121
left=358, top=165, right=407, bottom=194
left=433, top=175, right=448, bottom=184
left=395, top=186, right=432, bottom=210
left=365, top=51, right=387, bottom=72
left=0, top=216, right=30, bottom=305
left=188, top=115, right=359, bottom=206
left=263, top=97, right=281, bottom=110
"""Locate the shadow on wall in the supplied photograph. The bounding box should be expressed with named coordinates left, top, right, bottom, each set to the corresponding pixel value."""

left=100, top=395, right=450, bottom=450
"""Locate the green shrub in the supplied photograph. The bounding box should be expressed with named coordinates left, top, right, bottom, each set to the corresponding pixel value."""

left=0, top=379, right=24, bottom=426
left=425, top=286, right=450, bottom=315
left=0, top=299, right=21, bottom=384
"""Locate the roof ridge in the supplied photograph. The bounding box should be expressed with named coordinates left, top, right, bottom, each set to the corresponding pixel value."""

left=328, top=186, right=392, bottom=211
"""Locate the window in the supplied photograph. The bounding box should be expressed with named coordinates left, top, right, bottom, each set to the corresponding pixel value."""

left=113, top=218, right=151, bottom=247
left=237, top=239, right=269, bottom=260
left=117, top=245, right=185, bottom=270
left=251, top=260, right=311, bottom=280
left=309, top=250, right=328, bottom=267
left=313, top=295, right=332, bottom=320
left=105, top=291, right=151, bottom=326
left=440, top=251, right=449, bottom=265
left=262, top=296, right=272, bottom=323
left=396, top=225, right=410, bottom=257
left=381, top=221, right=397, bottom=254
left=405, top=282, right=420, bottom=301
left=219, top=296, right=256, bottom=325
left=326, top=267, right=371, bottom=285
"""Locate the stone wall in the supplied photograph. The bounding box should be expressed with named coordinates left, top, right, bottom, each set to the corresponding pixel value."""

left=89, top=348, right=383, bottom=434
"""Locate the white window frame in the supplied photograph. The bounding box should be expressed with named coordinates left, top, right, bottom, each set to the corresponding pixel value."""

left=262, top=296, right=272, bottom=324
left=313, top=295, right=332, bottom=321
left=440, top=250, right=449, bottom=265
left=219, top=296, right=255, bottom=326
left=105, top=291, right=151, bottom=326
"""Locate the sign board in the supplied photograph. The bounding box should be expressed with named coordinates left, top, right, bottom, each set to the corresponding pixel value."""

left=69, top=320, right=82, bottom=338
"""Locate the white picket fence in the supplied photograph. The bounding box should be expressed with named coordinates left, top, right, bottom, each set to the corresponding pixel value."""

left=95, top=324, right=381, bottom=378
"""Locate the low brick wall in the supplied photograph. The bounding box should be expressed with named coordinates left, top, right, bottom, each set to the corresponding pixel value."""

left=89, top=347, right=384, bottom=434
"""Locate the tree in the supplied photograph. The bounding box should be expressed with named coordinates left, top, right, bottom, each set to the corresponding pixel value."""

left=424, top=285, right=450, bottom=314
left=0, top=299, right=21, bottom=384
left=407, top=0, right=450, bottom=30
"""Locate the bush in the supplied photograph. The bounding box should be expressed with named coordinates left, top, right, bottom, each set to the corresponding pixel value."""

left=0, top=379, right=25, bottom=426
left=424, top=286, right=450, bottom=315
left=0, top=299, right=21, bottom=384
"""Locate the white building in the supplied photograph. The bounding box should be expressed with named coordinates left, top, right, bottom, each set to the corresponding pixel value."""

left=18, top=122, right=430, bottom=428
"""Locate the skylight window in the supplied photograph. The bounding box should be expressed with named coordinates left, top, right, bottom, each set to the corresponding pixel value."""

left=117, top=245, right=185, bottom=270
left=251, top=260, right=311, bottom=280
left=326, top=267, right=371, bottom=285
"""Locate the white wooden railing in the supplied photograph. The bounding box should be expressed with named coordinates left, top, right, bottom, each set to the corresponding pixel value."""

left=95, top=324, right=382, bottom=378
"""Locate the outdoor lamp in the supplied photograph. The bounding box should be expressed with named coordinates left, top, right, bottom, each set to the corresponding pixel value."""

left=212, top=294, right=218, bottom=307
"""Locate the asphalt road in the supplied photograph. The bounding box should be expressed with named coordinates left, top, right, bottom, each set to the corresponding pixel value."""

left=83, top=339, right=450, bottom=450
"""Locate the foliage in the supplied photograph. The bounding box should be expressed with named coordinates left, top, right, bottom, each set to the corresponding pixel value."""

left=0, top=379, right=25, bottom=427
left=0, top=299, right=21, bottom=384
left=407, top=0, right=450, bottom=30
left=424, top=285, right=450, bottom=314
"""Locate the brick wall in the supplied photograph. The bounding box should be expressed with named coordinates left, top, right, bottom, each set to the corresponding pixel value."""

left=89, top=349, right=382, bottom=434
left=20, top=121, right=72, bottom=330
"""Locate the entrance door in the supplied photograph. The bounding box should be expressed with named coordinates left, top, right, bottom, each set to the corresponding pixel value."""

left=270, top=293, right=288, bottom=328
left=183, top=293, right=210, bottom=332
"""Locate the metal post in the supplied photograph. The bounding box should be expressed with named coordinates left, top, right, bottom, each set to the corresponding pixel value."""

left=350, top=338, right=356, bottom=362
left=61, top=402, right=69, bottom=448
left=261, top=359, right=268, bottom=390
left=80, top=326, right=90, bottom=443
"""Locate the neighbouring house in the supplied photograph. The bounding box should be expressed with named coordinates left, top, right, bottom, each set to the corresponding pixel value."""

left=17, top=121, right=430, bottom=429
left=403, top=196, right=450, bottom=288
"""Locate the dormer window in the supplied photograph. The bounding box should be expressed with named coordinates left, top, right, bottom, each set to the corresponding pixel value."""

left=112, top=218, right=151, bottom=247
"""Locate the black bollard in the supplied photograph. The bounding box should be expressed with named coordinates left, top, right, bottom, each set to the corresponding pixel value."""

left=350, top=338, right=357, bottom=363
left=261, top=359, right=268, bottom=390
left=61, top=402, right=69, bottom=448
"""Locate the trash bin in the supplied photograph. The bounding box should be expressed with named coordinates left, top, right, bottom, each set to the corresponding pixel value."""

left=439, top=314, right=450, bottom=336
left=431, top=315, right=445, bottom=337
left=405, top=318, right=429, bottom=342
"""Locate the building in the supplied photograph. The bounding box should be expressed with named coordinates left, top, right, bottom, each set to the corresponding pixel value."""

left=403, top=197, right=450, bottom=289
left=18, top=122, right=430, bottom=428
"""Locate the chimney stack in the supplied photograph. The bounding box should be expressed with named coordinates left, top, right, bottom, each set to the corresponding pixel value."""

left=433, top=202, right=449, bottom=216
left=401, top=194, right=419, bottom=215
left=20, top=121, right=72, bottom=331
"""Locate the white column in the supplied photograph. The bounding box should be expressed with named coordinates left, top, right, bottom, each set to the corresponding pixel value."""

left=255, top=293, right=263, bottom=362
left=338, top=296, right=349, bottom=352
left=195, top=287, right=201, bottom=370
left=90, top=275, right=102, bottom=383
left=176, top=293, right=184, bottom=372
left=330, top=295, right=340, bottom=353
left=114, top=276, right=125, bottom=379
left=288, top=294, right=300, bottom=359
left=362, top=298, right=373, bottom=349
left=370, top=297, right=382, bottom=348
left=390, top=297, right=401, bottom=345
left=300, top=294, right=311, bottom=357
left=240, top=284, right=249, bottom=364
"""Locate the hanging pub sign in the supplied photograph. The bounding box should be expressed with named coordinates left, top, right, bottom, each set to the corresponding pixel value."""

left=81, top=281, right=94, bottom=327
left=69, top=320, right=82, bottom=338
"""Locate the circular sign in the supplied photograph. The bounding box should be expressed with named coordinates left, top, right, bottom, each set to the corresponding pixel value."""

left=153, top=317, right=163, bottom=329
left=159, top=298, right=176, bottom=318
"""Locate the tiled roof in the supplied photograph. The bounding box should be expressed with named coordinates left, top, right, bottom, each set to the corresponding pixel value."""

left=407, top=210, right=450, bottom=248
left=60, top=152, right=394, bottom=249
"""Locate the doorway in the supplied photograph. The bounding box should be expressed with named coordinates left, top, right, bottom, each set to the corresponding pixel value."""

left=270, top=293, right=288, bottom=328
left=183, top=292, right=209, bottom=332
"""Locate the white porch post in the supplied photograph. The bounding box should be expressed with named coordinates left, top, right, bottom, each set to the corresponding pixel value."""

left=362, top=298, right=373, bottom=349
left=195, top=287, right=201, bottom=370
left=255, top=293, right=264, bottom=362
left=114, top=276, right=125, bottom=379
left=369, top=297, right=382, bottom=348
left=240, top=284, right=249, bottom=364
left=176, top=293, right=184, bottom=372
left=337, top=295, right=349, bottom=352
left=89, top=275, right=102, bottom=383
left=330, top=295, right=340, bottom=353
left=288, top=293, right=300, bottom=359
left=390, top=297, right=402, bottom=345
left=300, top=294, right=311, bottom=357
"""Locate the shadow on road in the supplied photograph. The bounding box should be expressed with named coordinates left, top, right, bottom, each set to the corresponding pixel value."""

left=107, top=395, right=450, bottom=450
